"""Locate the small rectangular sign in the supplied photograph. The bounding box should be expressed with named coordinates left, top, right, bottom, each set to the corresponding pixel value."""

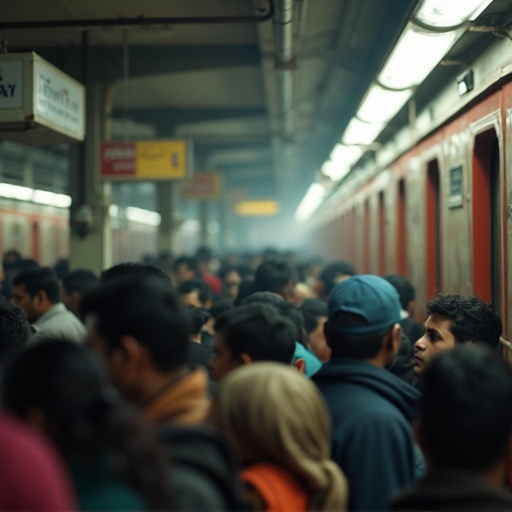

left=181, top=172, right=221, bottom=199
left=235, top=200, right=279, bottom=216
left=100, top=140, right=188, bottom=180
left=0, top=60, right=23, bottom=109
left=448, top=165, right=463, bottom=208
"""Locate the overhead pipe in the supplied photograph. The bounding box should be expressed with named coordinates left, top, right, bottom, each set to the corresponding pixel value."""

left=0, top=2, right=274, bottom=30
left=273, top=0, right=296, bottom=141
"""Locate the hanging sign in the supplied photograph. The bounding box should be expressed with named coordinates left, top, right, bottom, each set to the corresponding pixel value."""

left=100, top=140, right=190, bottom=180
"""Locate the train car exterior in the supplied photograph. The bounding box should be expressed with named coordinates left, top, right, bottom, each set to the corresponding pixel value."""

left=308, top=36, right=512, bottom=340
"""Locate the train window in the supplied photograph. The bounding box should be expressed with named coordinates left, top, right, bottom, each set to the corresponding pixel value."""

left=426, top=159, right=441, bottom=299
left=472, top=129, right=501, bottom=310
left=378, top=191, right=385, bottom=275
left=396, top=179, right=407, bottom=275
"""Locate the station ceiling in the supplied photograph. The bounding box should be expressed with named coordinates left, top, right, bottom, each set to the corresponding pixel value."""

left=0, top=0, right=454, bottom=227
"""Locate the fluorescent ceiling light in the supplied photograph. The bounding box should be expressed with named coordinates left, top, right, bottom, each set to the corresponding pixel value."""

left=109, top=204, right=120, bottom=217
left=33, top=190, right=72, bottom=208
left=0, top=183, right=33, bottom=201
left=378, top=25, right=459, bottom=90
left=357, top=84, right=412, bottom=123
left=294, top=183, right=326, bottom=223
left=321, top=144, right=364, bottom=181
left=126, top=206, right=161, bottom=226
left=415, top=0, right=494, bottom=28
left=343, top=118, right=385, bottom=146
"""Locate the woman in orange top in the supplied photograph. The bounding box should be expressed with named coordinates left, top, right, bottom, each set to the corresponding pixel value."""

left=212, top=362, right=348, bottom=511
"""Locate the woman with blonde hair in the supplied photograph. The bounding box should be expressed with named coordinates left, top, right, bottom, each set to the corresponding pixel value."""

left=212, top=362, right=348, bottom=511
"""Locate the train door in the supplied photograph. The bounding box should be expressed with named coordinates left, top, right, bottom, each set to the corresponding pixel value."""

left=396, top=179, right=407, bottom=275
left=378, top=191, right=385, bottom=275
left=31, top=222, right=40, bottom=263
left=472, top=129, right=501, bottom=311
left=426, top=159, right=441, bottom=300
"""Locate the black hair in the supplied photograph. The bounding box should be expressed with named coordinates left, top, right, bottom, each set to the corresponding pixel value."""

left=217, top=264, right=240, bottom=281
left=209, top=297, right=234, bottom=319
left=0, top=296, right=31, bottom=358
left=300, top=298, right=328, bottom=334
left=325, top=312, right=392, bottom=360
left=80, top=276, right=190, bottom=372
left=383, top=274, right=415, bottom=310
left=241, top=292, right=304, bottom=345
left=13, top=267, right=60, bottom=303
left=320, top=261, right=355, bottom=298
left=177, top=278, right=212, bottom=305
left=234, top=280, right=256, bottom=306
left=2, top=340, right=171, bottom=509
left=100, top=262, right=171, bottom=284
left=426, top=294, right=502, bottom=349
left=195, top=246, right=213, bottom=262
left=254, top=259, right=292, bottom=294
left=420, top=344, right=512, bottom=471
left=188, top=307, right=210, bottom=336
left=173, top=256, right=200, bottom=276
left=61, top=269, right=100, bottom=295
left=214, top=304, right=296, bottom=364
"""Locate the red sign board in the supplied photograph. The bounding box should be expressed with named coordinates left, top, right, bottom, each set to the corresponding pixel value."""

left=100, top=143, right=136, bottom=177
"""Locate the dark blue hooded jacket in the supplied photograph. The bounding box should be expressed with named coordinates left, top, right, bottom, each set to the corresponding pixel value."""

left=313, top=358, right=420, bottom=511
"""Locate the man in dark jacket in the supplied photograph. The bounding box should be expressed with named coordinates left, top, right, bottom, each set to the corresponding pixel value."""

left=313, top=274, right=420, bottom=511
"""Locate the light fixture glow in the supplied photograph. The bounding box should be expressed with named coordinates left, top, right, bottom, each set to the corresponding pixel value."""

left=415, top=0, right=494, bottom=28
left=33, top=190, right=72, bottom=208
left=294, top=183, right=326, bottom=223
left=125, top=206, right=161, bottom=226
left=343, top=118, right=385, bottom=146
left=357, top=84, right=412, bottom=123
left=378, top=25, right=459, bottom=90
left=321, top=144, right=364, bottom=181
left=109, top=204, right=120, bottom=217
left=0, top=183, right=33, bottom=201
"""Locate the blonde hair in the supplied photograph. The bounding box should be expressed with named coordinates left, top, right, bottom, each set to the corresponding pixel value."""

left=214, top=362, right=348, bottom=511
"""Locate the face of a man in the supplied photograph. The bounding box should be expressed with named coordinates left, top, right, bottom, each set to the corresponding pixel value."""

left=174, top=264, right=195, bottom=285
left=209, top=332, right=242, bottom=381
left=11, top=284, right=38, bottom=323
left=308, top=316, right=331, bottom=362
left=180, top=290, right=202, bottom=308
left=414, top=313, right=456, bottom=374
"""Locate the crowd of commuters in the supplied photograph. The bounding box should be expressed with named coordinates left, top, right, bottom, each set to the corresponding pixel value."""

left=0, top=245, right=510, bottom=511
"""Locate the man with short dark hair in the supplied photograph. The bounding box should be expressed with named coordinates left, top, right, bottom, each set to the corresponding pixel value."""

left=60, top=269, right=99, bottom=317
left=313, top=274, right=420, bottom=511
left=12, top=267, right=85, bottom=344
left=254, top=259, right=294, bottom=302
left=81, top=276, right=209, bottom=425
left=178, top=279, right=213, bottom=308
left=209, top=303, right=296, bottom=381
left=391, top=344, right=512, bottom=510
left=413, top=293, right=502, bottom=375
left=0, top=296, right=31, bottom=360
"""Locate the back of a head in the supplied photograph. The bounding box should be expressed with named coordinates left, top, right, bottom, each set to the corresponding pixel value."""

left=324, top=275, right=401, bottom=359
left=178, top=278, right=212, bottom=305
left=13, top=267, right=60, bottom=303
left=254, top=259, right=292, bottom=295
left=214, top=303, right=296, bottom=364
left=301, top=298, right=328, bottom=334
left=61, top=269, right=99, bottom=294
left=2, top=340, right=108, bottom=458
left=100, top=262, right=171, bottom=284
left=420, top=344, right=512, bottom=471
left=320, top=261, right=355, bottom=298
left=426, top=294, right=502, bottom=349
left=0, top=296, right=31, bottom=358
left=80, top=276, right=190, bottom=372
left=383, top=274, right=415, bottom=311
left=215, top=362, right=347, bottom=510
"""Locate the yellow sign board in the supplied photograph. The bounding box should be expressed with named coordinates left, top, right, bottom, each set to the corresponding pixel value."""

left=235, top=200, right=279, bottom=216
left=100, top=140, right=189, bottom=180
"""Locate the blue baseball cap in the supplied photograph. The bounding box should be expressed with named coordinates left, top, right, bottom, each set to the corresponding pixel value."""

left=327, top=275, right=401, bottom=334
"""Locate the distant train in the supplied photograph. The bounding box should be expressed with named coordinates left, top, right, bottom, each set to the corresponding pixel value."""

left=0, top=196, right=159, bottom=268
left=308, top=36, right=512, bottom=341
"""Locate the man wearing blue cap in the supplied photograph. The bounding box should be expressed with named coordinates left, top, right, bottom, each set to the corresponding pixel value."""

left=313, top=274, right=420, bottom=511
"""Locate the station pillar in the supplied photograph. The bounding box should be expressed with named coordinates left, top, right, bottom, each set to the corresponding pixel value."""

left=157, top=182, right=181, bottom=255
left=68, top=80, right=113, bottom=275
